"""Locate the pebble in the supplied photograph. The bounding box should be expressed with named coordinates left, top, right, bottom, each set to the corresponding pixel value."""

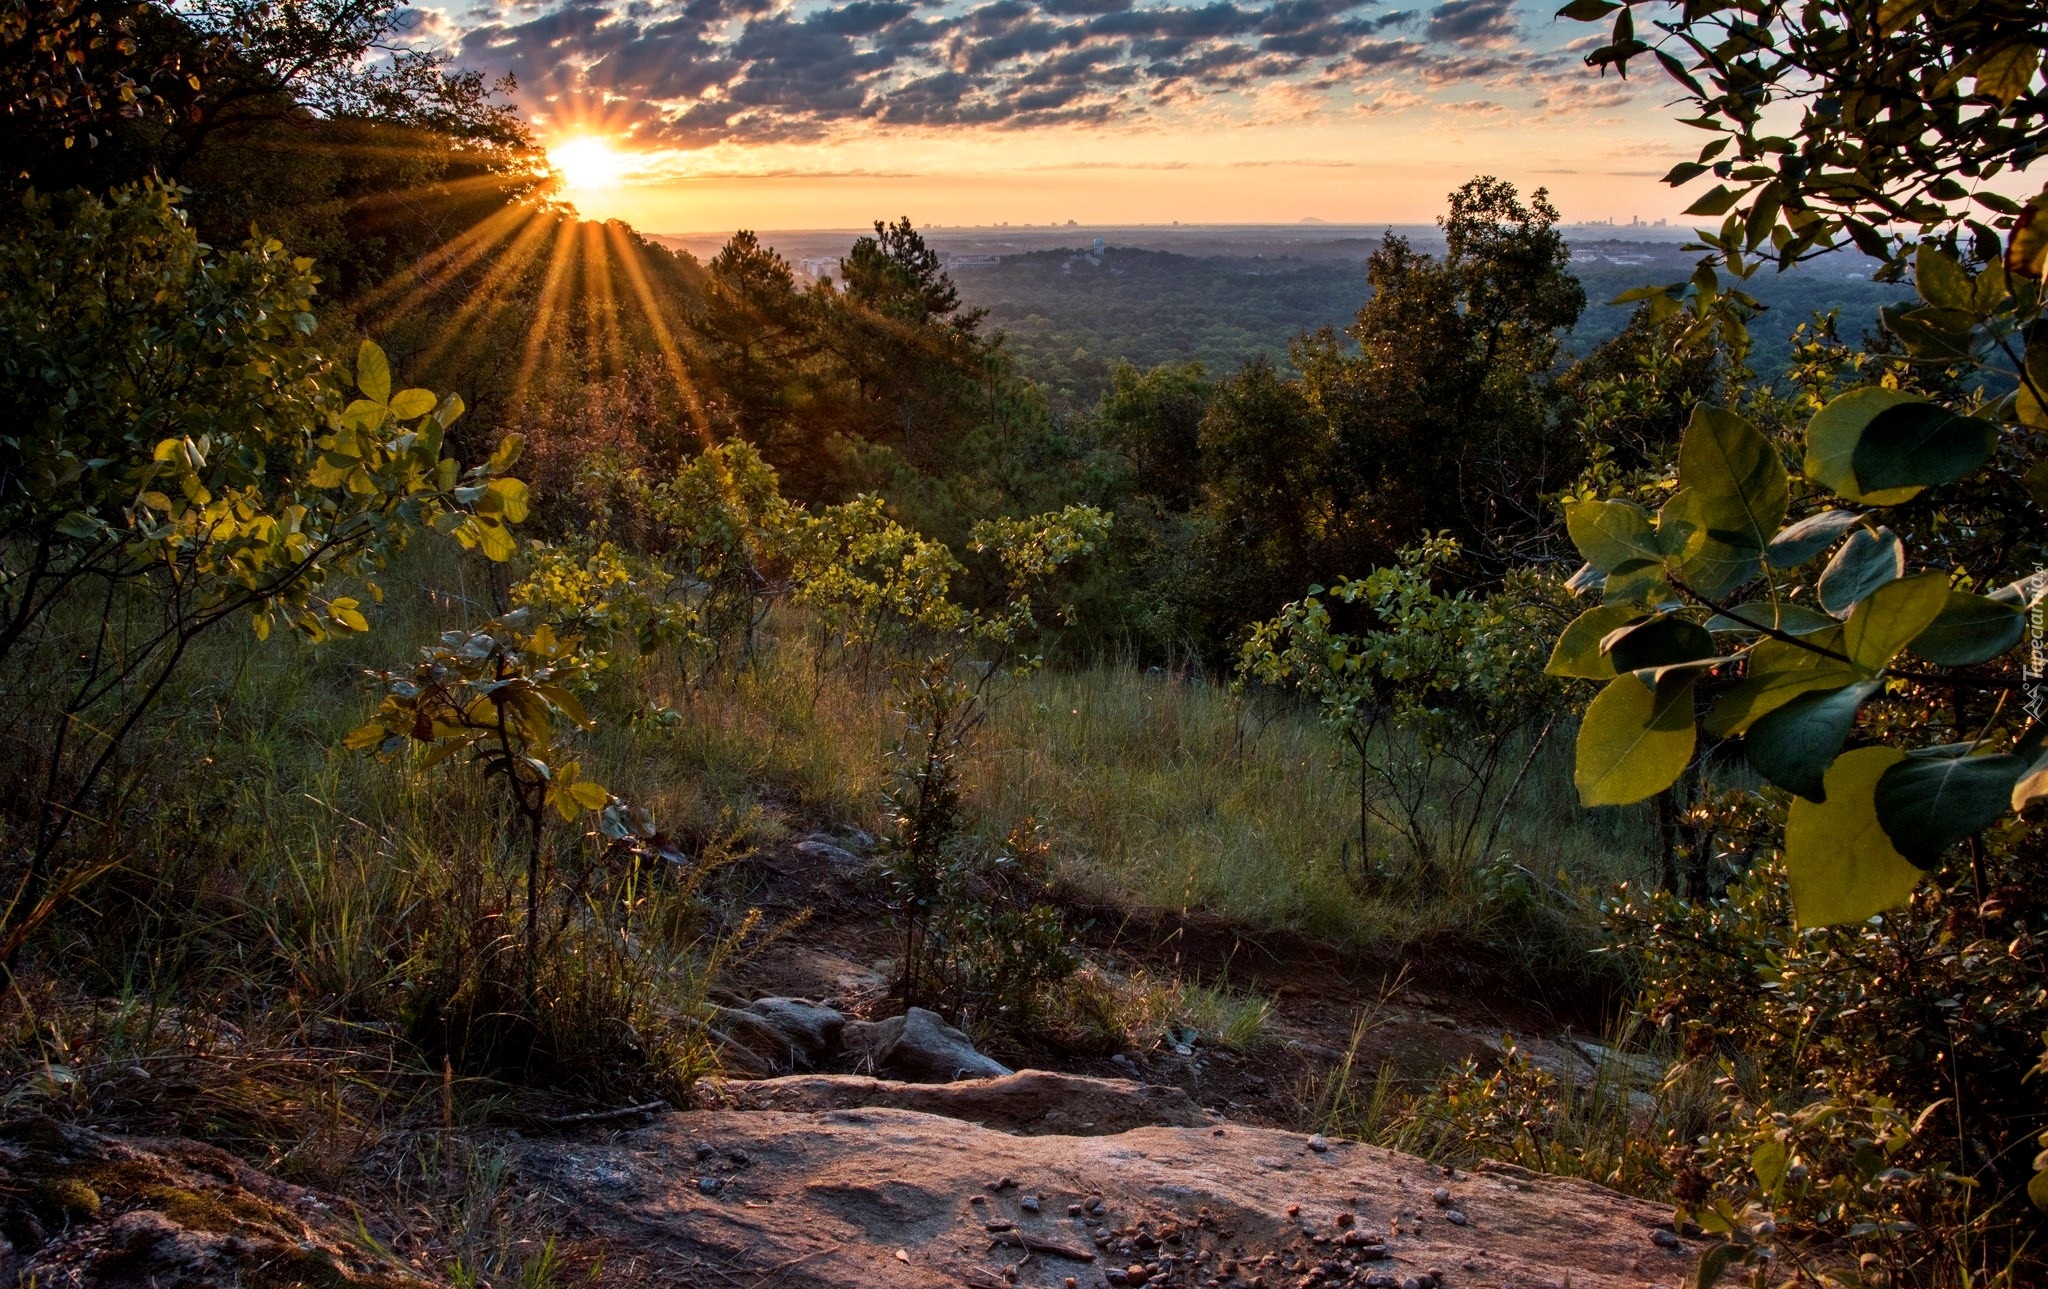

left=691, top=1143, right=716, bottom=1161
left=1307, top=1134, right=1330, bottom=1153
left=1070, top=1203, right=1085, bottom=1217
left=1444, top=1210, right=1467, bottom=1226
left=989, top=1176, right=1018, bottom=1191
left=697, top=1177, right=723, bottom=1195
left=970, top=1195, right=987, bottom=1206
left=1127, top=1264, right=1152, bottom=1285
left=1431, top=1188, right=1451, bottom=1207
left=1335, top=1213, right=1355, bottom=1229
left=727, top=1149, right=749, bottom=1166
left=1651, top=1229, right=1681, bottom=1249
left=1021, top=1195, right=1041, bottom=1213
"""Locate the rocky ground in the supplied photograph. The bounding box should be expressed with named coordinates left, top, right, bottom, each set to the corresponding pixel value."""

left=1, top=835, right=1692, bottom=1288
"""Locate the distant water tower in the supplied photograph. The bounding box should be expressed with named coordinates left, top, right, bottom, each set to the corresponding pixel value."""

left=1093, top=236, right=1105, bottom=253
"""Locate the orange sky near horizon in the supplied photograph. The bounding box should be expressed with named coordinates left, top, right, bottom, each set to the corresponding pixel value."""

left=433, top=0, right=1712, bottom=235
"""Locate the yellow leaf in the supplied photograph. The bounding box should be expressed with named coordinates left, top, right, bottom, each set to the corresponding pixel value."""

left=389, top=388, right=437, bottom=419
left=487, top=477, right=531, bottom=524
left=357, top=339, right=392, bottom=404
left=1974, top=43, right=2040, bottom=109
left=569, top=780, right=609, bottom=809
left=472, top=517, right=517, bottom=562
left=333, top=606, right=370, bottom=633
left=1784, top=746, right=1923, bottom=926
left=343, top=722, right=387, bottom=751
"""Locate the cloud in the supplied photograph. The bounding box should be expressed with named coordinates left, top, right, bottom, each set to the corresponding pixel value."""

left=1425, top=0, right=1517, bottom=47
left=450, top=0, right=1593, bottom=147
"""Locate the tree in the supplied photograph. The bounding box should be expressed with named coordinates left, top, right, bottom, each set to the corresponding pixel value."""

left=0, top=184, right=523, bottom=963
left=1568, top=0, right=2046, bottom=263
left=689, top=232, right=824, bottom=492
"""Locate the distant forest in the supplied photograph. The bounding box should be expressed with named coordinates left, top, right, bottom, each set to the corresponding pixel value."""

left=952, top=243, right=1911, bottom=406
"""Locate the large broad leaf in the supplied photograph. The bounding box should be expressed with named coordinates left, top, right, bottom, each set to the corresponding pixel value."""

left=1660, top=489, right=1764, bottom=601
left=1705, top=631, right=1861, bottom=736
left=1804, top=389, right=1926, bottom=506
left=1547, top=605, right=1642, bottom=679
left=1602, top=615, right=1718, bottom=672
left=1841, top=572, right=1950, bottom=673
left=1575, top=671, right=1697, bottom=807
left=1785, top=746, right=1923, bottom=926
left=1706, top=600, right=1838, bottom=636
left=1817, top=527, right=1904, bottom=616
left=1603, top=558, right=1677, bottom=609
left=1678, top=406, right=1789, bottom=553
left=1850, top=403, right=1997, bottom=494
left=2007, top=191, right=2048, bottom=280
left=1875, top=750, right=2026, bottom=865
left=1744, top=681, right=1879, bottom=800
left=1910, top=592, right=2025, bottom=666
left=1766, top=509, right=1863, bottom=568
left=1565, top=499, right=1659, bottom=572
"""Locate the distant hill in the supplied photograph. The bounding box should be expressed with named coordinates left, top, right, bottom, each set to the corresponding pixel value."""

left=951, top=241, right=1906, bottom=407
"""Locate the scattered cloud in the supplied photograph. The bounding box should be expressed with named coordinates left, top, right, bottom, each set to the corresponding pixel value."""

left=448, top=0, right=1606, bottom=147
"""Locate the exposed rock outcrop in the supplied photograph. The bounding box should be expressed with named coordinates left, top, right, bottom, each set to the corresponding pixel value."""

left=520, top=1104, right=1702, bottom=1289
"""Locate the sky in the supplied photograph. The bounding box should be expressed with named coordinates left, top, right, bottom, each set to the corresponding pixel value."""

left=414, top=0, right=1706, bottom=233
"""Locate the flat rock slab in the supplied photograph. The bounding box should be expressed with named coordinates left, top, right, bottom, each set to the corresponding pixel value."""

left=518, top=1108, right=1699, bottom=1289
left=718, top=1071, right=1217, bottom=1136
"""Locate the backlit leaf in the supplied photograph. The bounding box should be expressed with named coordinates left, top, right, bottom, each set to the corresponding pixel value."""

left=1706, top=632, right=1861, bottom=736
left=1841, top=572, right=1950, bottom=673
left=1602, top=615, right=1718, bottom=672
left=1548, top=605, right=1642, bottom=679
left=389, top=388, right=436, bottom=419
left=1575, top=671, right=1697, bottom=807
left=356, top=340, right=392, bottom=404
left=1565, top=498, right=1660, bottom=572
left=1850, top=403, right=1996, bottom=494
left=1678, top=406, right=1788, bottom=553
left=1785, top=746, right=1922, bottom=926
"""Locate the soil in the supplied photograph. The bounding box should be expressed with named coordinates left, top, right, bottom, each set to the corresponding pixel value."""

left=715, top=835, right=1624, bottom=1130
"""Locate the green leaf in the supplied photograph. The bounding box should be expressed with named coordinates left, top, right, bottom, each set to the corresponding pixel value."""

left=1841, top=572, right=1950, bottom=672
left=1678, top=406, right=1789, bottom=553
left=389, top=388, right=437, bottom=419
left=356, top=340, right=392, bottom=404
left=1705, top=631, right=1860, bottom=736
left=1850, top=403, right=1996, bottom=494
left=1785, top=746, right=1923, bottom=926
left=1752, top=1137, right=1790, bottom=1196
left=1705, top=600, right=1837, bottom=636
left=1602, top=615, right=1718, bottom=672
left=1804, top=388, right=1926, bottom=506
left=1766, top=509, right=1862, bottom=568
left=1875, top=751, right=2026, bottom=865
left=1666, top=489, right=1765, bottom=600
left=1575, top=671, right=1697, bottom=807
left=1548, top=605, right=1642, bottom=679
left=1913, top=242, right=1971, bottom=311
left=1910, top=592, right=2024, bottom=666
left=1745, top=681, right=1879, bottom=800
left=1604, top=559, right=1677, bottom=609
left=1565, top=499, right=1660, bottom=572
left=1685, top=185, right=1741, bottom=217
left=1818, top=527, right=1904, bottom=616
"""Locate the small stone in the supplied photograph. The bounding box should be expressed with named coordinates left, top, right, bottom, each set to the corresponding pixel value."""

left=986, top=1219, right=1016, bottom=1233
left=1022, top=1195, right=1041, bottom=1213
left=1403, top=1278, right=1424, bottom=1289
left=1287, top=1204, right=1301, bottom=1217
left=1127, top=1264, right=1152, bottom=1286
left=1307, top=1134, right=1330, bottom=1153
left=697, top=1177, right=723, bottom=1195
left=970, top=1194, right=987, bottom=1206
left=1431, top=1188, right=1450, bottom=1207
left=1443, top=1210, right=1467, bottom=1226
left=1088, top=1195, right=1107, bottom=1214
left=727, top=1149, right=750, bottom=1165
left=1651, top=1229, right=1682, bottom=1249
left=692, top=1143, right=716, bottom=1161
left=1335, top=1213, right=1355, bottom=1228
left=989, top=1176, right=1018, bottom=1191
left=1070, top=1203, right=1085, bottom=1217
left=1106, top=1272, right=1130, bottom=1287
left=1065, top=1280, right=1079, bottom=1289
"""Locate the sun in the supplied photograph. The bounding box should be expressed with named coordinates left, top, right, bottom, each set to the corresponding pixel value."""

left=549, top=136, right=629, bottom=194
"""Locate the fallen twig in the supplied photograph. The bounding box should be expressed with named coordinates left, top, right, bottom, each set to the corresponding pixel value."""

left=538, top=1100, right=670, bottom=1128
left=988, top=1232, right=1095, bottom=1262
